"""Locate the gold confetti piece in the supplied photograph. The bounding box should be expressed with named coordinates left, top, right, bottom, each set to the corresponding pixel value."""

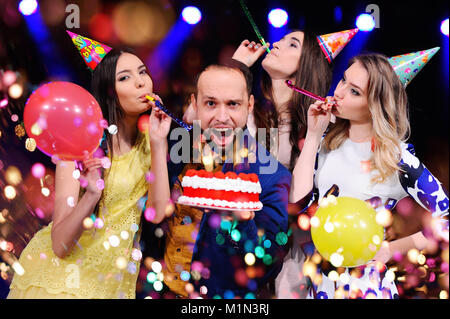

left=15, top=124, right=25, bottom=137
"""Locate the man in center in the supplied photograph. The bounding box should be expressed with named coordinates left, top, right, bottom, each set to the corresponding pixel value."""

left=145, top=60, right=291, bottom=299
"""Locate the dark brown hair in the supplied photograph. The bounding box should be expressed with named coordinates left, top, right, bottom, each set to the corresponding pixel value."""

left=253, top=30, right=332, bottom=171
left=91, top=46, right=137, bottom=159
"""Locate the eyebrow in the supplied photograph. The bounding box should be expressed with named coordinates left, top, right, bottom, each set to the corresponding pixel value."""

left=202, top=96, right=244, bottom=103
left=116, top=65, right=146, bottom=76
left=343, top=72, right=364, bottom=92
left=281, top=36, right=301, bottom=45
left=290, top=37, right=301, bottom=45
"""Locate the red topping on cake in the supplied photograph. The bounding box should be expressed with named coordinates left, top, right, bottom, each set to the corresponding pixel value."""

left=179, top=169, right=262, bottom=211
left=214, top=171, right=225, bottom=179
left=238, top=173, right=250, bottom=181
left=197, top=169, right=207, bottom=177
left=185, top=169, right=197, bottom=177
left=225, top=171, right=237, bottom=179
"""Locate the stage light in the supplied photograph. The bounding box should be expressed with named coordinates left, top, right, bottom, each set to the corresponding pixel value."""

left=182, top=6, right=202, bottom=25
left=334, top=6, right=343, bottom=23
left=268, top=9, right=288, bottom=28
left=441, top=18, right=449, bottom=37
left=18, top=0, right=38, bottom=16
left=356, top=13, right=375, bottom=31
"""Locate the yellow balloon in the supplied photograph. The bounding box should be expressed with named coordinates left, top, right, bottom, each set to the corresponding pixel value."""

left=311, top=196, right=384, bottom=267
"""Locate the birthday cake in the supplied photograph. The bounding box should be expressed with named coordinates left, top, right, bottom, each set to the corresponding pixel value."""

left=177, top=169, right=263, bottom=211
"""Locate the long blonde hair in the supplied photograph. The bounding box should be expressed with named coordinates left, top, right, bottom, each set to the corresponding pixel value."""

left=323, top=53, right=410, bottom=183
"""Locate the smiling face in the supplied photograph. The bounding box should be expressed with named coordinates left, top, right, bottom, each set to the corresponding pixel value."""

left=192, top=67, right=254, bottom=147
left=332, top=61, right=371, bottom=123
left=262, top=31, right=304, bottom=80
left=114, top=52, right=153, bottom=116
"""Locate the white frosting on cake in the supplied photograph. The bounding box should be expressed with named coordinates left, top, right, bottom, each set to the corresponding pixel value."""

left=177, top=196, right=263, bottom=210
left=181, top=175, right=262, bottom=194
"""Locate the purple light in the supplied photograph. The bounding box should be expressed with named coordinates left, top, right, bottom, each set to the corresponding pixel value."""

left=268, top=9, right=288, bottom=28
left=31, top=163, right=45, bottom=179
left=0, top=98, right=8, bottom=108
left=18, top=0, right=38, bottom=16
left=181, top=6, right=202, bottom=25
left=441, top=18, right=449, bottom=37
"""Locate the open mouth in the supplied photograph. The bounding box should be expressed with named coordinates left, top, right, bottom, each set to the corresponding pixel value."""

left=209, top=127, right=234, bottom=146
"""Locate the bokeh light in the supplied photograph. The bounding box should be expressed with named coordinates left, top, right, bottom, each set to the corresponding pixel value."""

left=18, top=0, right=38, bottom=16
left=8, top=83, right=23, bottom=99
left=268, top=8, right=288, bottom=28
left=113, top=1, right=174, bottom=46
left=441, top=18, right=449, bottom=36
left=182, top=6, right=202, bottom=25
left=356, top=13, right=376, bottom=31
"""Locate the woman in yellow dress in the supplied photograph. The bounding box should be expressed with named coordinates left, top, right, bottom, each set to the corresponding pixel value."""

left=7, top=47, right=169, bottom=298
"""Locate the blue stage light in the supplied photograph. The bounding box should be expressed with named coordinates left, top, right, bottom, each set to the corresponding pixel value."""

left=441, top=18, right=449, bottom=37
left=182, top=6, right=202, bottom=25
left=356, top=13, right=375, bottom=32
left=18, top=0, right=38, bottom=16
left=268, top=9, right=288, bottom=28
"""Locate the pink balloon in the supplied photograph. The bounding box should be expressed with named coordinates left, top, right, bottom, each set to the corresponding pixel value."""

left=23, top=82, right=104, bottom=161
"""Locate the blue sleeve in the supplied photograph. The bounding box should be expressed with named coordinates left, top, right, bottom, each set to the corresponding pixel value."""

left=195, top=168, right=291, bottom=298
left=399, top=143, right=449, bottom=229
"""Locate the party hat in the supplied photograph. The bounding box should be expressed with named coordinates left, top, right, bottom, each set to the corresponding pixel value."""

left=317, top=28, right=359, bottom=63
left=388, top=47, right=440, bottom=87
left=66, top=30, right=112, bottom=71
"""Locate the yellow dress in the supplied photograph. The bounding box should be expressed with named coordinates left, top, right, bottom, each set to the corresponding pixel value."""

left=8, top=131, right=151, bottom=299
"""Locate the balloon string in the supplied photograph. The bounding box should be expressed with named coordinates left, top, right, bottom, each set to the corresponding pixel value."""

left=145, top=95, right=192, bottom=132
left=239, top=0, right=271, bottom=53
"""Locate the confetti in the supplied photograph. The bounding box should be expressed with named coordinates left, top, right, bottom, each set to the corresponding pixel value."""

left=4, top=185, right=16, bottom=199
left=108, top=235, right=120, bottom=247
left=115, top=256, right=127, bottom=269
left=31, top=163, right=45, bottom=178
left=108, top=124, right=118, bottom=135
left=12, top=261, right=24, bottom=276
left=151, top=261, right=162, bottom=273
left=72, top=169, right=81, bottom=180
left=14, top=124, right=25, bottom=137
left=96, top=179, right=105, bottom=190
left=131, top=248, right=142, bottom=262
left=101, top=157, right=111, bottom=169
left=83, top=217, right=94, bottom=229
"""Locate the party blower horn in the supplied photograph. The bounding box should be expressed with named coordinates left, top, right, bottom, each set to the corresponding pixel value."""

left=388, top=47, right=440, bottom=87
left=145, top=96, right=193, bottom=132
left=285, top=80, right=337, bottom=123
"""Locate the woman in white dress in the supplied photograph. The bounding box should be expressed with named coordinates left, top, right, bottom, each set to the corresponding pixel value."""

left=289, top=53, right=449, bottom=299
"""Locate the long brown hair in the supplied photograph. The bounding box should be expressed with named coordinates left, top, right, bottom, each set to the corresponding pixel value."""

left=252, top=30, right=332, bottom=171
left=91, top=46, right=138, bottom=159
left=323, top=53, right=410, bottom=183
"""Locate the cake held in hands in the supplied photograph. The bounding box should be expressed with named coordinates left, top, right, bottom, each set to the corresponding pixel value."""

left=177, top=169, right=263, bottom=211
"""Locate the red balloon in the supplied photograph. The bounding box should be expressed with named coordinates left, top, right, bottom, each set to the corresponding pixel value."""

left=23, top=81, right=104, bottom=161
